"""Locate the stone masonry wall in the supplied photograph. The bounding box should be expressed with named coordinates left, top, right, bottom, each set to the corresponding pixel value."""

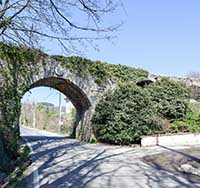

left=148, top=73, right=200, bottom=102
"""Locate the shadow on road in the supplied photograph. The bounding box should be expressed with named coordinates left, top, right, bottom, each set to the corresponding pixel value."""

left=159, top=145, right=200, bottom=163
left=142, top=145, right=200, bottom=187
left=23, top=135, right=200, bottom=188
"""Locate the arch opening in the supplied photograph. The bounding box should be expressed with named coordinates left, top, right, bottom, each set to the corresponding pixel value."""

left=21, top=77, right=91, bottom=138
left=30, top=77, right=91, bottom=113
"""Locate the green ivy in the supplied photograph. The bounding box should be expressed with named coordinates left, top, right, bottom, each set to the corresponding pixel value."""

left=0, top=43, right=44, bottom=165
left=52, top=55, right=148, bottom=84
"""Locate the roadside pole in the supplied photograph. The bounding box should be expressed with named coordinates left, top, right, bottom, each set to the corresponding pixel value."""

left=33, top=102, right=36, bottom=128
left=58, top=92, right=62, bottom=133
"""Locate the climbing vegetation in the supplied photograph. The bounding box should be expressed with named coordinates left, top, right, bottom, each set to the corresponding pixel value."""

left=0, top=43, right=43, bottom=169
left=52, top=55, right=148, bottom=84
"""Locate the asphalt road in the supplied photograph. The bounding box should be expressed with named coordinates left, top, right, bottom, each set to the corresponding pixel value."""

left=20, top=126, right=200, bottom=188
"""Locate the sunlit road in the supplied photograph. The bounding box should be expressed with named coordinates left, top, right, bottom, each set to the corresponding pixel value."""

left=20, top=126, right=200, bottom=188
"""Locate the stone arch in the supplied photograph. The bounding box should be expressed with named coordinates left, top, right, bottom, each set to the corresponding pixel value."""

left=0, top=49, right=115, bottom=144
left=24, top=76, right=92, bottom=138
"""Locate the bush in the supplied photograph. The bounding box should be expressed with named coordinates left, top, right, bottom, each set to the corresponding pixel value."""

left=169, top=121, right=189, bottom=133
left=147, top=78, right=190, bottom=120
left=92, top=83, right=164, bottom=145
left=169, top=111, right=200, bottom=133
left=185, top=112, right=200, bottom=132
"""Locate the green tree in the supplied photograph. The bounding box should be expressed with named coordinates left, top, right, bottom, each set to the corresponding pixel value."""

left=92, top=83, right=163, bottom=145
left=147, top=78, right=190, bottom=120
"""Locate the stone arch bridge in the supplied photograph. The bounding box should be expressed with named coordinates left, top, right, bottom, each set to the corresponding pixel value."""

left=0, top=54, right=115, bottom=142
left=148, top=73, right=200, bottom=102
left=1, top=46, right=200, bottom=143
left=24, top=66, right=112, bottom=141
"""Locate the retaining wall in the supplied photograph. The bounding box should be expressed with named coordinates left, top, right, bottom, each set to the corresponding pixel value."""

left=141, top=133, right=200, bottom=147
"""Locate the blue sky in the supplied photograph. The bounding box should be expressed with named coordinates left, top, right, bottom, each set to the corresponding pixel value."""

left=46, top=0, right=200, bottom=76
left=22, top=0, right=200, bottom=105
left=22, top=87, right=67, bottom=107
left=90, top=0, right=200, bottom=76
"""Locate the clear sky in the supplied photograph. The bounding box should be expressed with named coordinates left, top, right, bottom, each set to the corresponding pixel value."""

left=22, top=0, right=200, bottom=105
left=46, top=0, right=200, bottom=76
left=91, top=0, right=200, bottom=76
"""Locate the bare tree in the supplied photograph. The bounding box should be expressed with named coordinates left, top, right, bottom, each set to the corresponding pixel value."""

left=0, top=0, right=122, bottom=53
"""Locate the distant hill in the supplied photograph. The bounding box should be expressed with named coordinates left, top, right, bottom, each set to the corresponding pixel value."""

left=38, top=102, right=55, bottom=108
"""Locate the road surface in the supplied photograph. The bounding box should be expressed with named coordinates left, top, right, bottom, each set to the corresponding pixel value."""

left=20, top=126, right=200, bottom=188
